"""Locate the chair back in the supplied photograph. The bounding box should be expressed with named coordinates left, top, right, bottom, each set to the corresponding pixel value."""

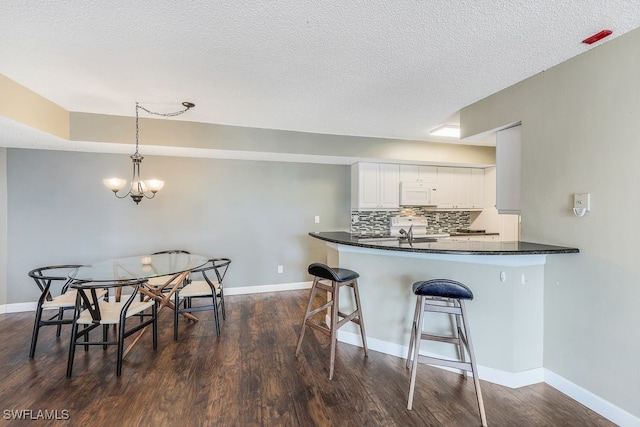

left=191, top=258, right=231, bottom=287
left=28, top=265, right=83, bottom=303
left=151, top=250, right=191, bottom=255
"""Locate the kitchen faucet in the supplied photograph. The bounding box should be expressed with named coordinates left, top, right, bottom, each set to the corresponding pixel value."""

left=399, top=225, right=413, bottom=243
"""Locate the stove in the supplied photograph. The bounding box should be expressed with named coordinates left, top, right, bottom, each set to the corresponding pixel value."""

left=389, top=216, right=449, bottom=238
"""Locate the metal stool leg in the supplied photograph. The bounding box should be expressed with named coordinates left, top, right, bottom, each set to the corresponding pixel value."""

left=406, top=297, right=422, bottom=370
left=407, top=296, right=425, bottom=410
left=460, top=300, right=487, bottom=427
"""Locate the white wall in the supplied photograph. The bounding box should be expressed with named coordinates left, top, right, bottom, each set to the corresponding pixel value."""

left=462, top=27, right=640, bottom=419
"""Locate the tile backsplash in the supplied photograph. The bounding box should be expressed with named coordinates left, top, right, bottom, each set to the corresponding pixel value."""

left=351, top=207, right=471, bottom=235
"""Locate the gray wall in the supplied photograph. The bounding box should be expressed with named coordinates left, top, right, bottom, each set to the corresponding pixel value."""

left=0, top=148, right=7, bottom=305
left=7, top=148, right=349, bottom=304
left=462, top=28, right=640, bottom=418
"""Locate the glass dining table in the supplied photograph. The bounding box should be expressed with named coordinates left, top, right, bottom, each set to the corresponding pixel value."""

left=68, top=252, right=209, bottom=356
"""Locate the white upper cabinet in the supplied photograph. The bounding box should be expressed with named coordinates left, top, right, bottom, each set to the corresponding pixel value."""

left=351, top=163, right=400, bottom=209
left=434, top=167, right=482, bottom=210
left=399, top=165, right=438, bottom=183
left=470, top=168, right=485, bottom=209
left=496, top=125, right=521, bottom=214
left=352, top=162, right=486, bottom=211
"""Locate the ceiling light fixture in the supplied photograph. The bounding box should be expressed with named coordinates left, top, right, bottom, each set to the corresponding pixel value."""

left=103, top=101, right=195, bottom=204
left=430, top=124, right=460, bottom=138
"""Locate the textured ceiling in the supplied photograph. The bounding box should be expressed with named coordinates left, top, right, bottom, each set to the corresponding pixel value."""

left=1, top=1, right=639, bottom=144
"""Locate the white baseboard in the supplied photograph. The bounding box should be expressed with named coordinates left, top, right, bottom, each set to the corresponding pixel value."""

left=0, top=301, right=37, bottom=314
left=0, top=281, right=313, bottom=313
left=336, top=330, right=542, bottom=388
left=545, top=369, right=640, bottom=427
left=338, top=330, right=639, bottom=427
left=220, top=281, right=313, bottom=296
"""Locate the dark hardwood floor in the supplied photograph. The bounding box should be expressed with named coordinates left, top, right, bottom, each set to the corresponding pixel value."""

left=0, top=290, right=614, bottom=427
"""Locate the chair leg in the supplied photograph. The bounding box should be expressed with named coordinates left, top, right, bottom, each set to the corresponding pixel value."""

left=174, top=291, right=180, bottom=341
left=460, top=300, right=487, bottom=427
left=407, top=296, right=425, bottom=410
left=152, top=302, right=158, bottom=350
left=212, top=293, right=221, bottom=336
left=66, top=314, right=80, bottom=378
left=295, top=278, right=319, bottom=358
left=103, top=325, right=109, bottom=350
left=328, top=280, right=338, bottom=380
left=29, top=307, right=43, bottom=359
left=83, top=325, right=90, bottom=351
left=116, top=319, right=126, bottom=377
left=219, top=290, right=226, bottom=320
left=56, top=307, right=64, bottom=337
left=350, top=279, right=368, bottom=357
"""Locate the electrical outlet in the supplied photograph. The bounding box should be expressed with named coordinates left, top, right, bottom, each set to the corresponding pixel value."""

left=277, top=265, right=283, bottom=274
left=314, top=215, right=320, bottom=224
left=351, top=214, right=359, bottom=224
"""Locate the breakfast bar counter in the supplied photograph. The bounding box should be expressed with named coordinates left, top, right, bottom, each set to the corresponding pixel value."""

left=309, top=231, right=579, bottom=256
left=308, top=231, right=579, bottom=388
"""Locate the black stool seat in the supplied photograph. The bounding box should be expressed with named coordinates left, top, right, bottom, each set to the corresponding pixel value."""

left=412, top=279, right=473, bottom=300
left=308, top=263, right=359, bottom=282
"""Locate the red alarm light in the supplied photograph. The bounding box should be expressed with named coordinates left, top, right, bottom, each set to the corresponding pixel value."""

left=582, top=30, right=612, bottom=45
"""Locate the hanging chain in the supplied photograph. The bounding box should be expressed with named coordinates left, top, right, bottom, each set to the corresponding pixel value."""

left=134, top=101, right=195, bottom=154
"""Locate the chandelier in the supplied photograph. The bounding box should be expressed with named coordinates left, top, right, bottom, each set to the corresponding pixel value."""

left=103, top=101, right=195, bottom=204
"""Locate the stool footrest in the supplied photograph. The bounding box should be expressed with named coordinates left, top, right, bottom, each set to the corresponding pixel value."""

left=336, top=310, right=361, bottom=328
left=420, top=331, right=464, bottom=346
left=418, top=354, right=473, bottom=373
left=307, top=301, right=333, bottom=318
left=423, top=304, right=462, bottom=315
left=304, top=320, right=331, bottom=336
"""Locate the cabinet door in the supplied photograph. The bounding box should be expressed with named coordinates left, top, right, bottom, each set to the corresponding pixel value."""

left=358, top=163, right=382, bottom=209
left=399, top=164, right=420, bottom=182
left=496, top=125, right=521, bottom=214
left=454, top=168, right=472, bottom=208
left=418, top=166, right=438, bottom=183
left=379, top=164, right=400, bottom=208
left=399, top=165, right=438, bottom=183
left=435, top=167, right=455, bottom=208
left=470, top=168, right=485, bottom=208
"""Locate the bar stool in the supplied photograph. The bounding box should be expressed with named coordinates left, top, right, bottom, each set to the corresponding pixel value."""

left=295, top=263, right=368, bottom=380
left=406, top=279, right=487, bottom=427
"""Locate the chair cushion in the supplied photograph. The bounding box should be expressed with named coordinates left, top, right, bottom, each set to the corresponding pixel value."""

left=77, top=300, right=155, bottom=325
left=179, top=280, right=220, bottom=298
left=412, top=279, right=474, bottom=300
left=308, top=263, right=359, bottom=282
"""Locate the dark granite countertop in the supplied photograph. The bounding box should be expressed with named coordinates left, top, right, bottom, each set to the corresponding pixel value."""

left=309, top=231, right=579, bottom=256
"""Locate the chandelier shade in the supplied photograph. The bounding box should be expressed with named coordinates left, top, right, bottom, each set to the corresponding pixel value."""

left=103, top=101, right=194, bottom=204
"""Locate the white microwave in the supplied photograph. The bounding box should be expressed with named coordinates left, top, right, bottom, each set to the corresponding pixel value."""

left=400, top=181, right=436, bottom=206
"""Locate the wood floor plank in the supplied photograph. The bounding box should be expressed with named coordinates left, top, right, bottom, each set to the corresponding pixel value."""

left=0, top=290, right=617, bottom=427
